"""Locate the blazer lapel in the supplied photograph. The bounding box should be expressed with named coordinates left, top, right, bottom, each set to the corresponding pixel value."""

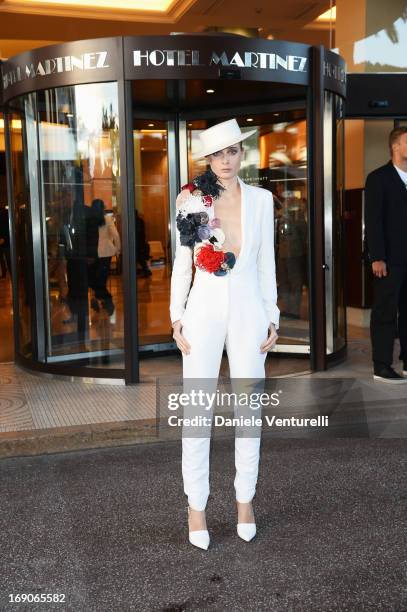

left=388, top=161, right=407, bottom=202
left=235, top=176, right=248, bottom=270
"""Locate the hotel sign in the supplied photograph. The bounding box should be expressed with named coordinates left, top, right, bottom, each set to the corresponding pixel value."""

left=131, top=49, right=308, bottom=73
left=0, top=35, right=346, bottom=103
left=2, top=52, right=110, bottom=91
left=124, top=36, right=310, bottom=86
left=1, top=37, right=119, bottom=102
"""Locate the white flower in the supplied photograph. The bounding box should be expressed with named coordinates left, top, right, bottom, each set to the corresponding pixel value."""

left=178, top=195, right=207, bottom=218
left=211, top=227, right=225, bottom=246
left=193, top=239, right=209, bottom=252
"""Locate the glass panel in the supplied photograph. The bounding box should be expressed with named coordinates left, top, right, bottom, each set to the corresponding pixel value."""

left=334, top=95, right=346, bottom=351
left=8, top=99, right=36, bottom=358
left=187, top=110, right=310, bottom=349
left=37, top=83, right=124, bottom=367
left=324, top=91, right=334, bottom=354
left=0, top=112, right=13, bottom=362
left=354, top=16, right=407, bottom=72
left=324, top=92, right=346, bottom=354
left=132, top=118, right=169, bottom=347
left=336, top=0, right=407, bottom=72
left=343, top=119, right=396, bottom=317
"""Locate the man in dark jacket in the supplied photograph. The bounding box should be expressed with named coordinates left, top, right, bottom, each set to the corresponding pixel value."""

left=365, top=126, right=407, bottom=382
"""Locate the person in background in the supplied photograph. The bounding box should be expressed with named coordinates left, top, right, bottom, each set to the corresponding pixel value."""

left=88, top=199, right=121, bottom=316
left=135, top=209, right=152, bottom=277
left=364, top=126, right=407, bottom=383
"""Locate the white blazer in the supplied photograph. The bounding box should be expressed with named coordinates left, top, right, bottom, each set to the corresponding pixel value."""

left=98, top=214, right=121, bottom=258
left=170, top=175, right=280, bottom=329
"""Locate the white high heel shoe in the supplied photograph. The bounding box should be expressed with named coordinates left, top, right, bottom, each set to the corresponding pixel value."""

left=237, top=522, right=256, bottom=542
left=236, top=501, right=256, bottom=542
left=187, top=506, right=210, bottom=550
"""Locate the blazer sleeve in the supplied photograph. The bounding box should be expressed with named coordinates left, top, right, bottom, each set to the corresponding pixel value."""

left=169, top=191, right=193, bottom=324
left=364, top=171, right=386, bottom=262
left=257, top=190, right=280, bottom=330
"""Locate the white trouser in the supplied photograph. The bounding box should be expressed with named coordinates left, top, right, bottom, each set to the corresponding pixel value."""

left=180, top=268, right=269, bottom=511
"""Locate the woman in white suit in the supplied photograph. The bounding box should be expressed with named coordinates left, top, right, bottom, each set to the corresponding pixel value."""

left=170, top=118, right=279, bottom=550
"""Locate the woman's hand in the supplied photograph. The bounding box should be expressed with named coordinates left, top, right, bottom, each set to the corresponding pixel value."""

left=260, top=322, right=278, bottom=353
left=172, top=320, right=191, bottom=355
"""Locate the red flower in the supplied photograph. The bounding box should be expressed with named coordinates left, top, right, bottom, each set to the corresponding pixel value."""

left=181, top=182, right=196, bottom=193
left=202, top=195, right=213, bottom=207
left=195, top=244, right=224, bottom=273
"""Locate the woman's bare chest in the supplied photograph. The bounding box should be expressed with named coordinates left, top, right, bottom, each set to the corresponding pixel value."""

left=213, top=196, right=242, bottom=253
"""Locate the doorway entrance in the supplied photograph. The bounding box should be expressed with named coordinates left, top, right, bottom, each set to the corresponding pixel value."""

left=132, top=96, right=310, bottom=356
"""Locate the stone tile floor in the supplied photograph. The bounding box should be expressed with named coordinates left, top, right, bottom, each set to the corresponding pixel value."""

left=0, top=333, right=406, bottom=456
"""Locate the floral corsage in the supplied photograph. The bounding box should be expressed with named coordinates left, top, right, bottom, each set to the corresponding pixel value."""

left=176, top=177, right=236, bottom=276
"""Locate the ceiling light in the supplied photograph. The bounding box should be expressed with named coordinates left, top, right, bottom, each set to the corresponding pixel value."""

left=148, top=123, right=155, bottom=127
left=206, top=89, right=215, bottom=94
left=139, top=129, right=166, bottom=134
left=246, top=118, right=254, bottom=122
left=18, top=0, right=175, bottom=10
left=316, top=6, right=336, bottom=21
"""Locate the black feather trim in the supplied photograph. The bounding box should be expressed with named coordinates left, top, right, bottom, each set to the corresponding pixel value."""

left=192, top=169, right=225, bottom=199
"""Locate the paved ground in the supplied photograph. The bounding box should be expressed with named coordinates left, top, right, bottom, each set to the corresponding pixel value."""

left=1, top=437, right=406, bottom=611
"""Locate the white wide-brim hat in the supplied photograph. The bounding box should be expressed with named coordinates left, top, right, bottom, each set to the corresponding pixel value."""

left=191, top=118, right=257, bottom=160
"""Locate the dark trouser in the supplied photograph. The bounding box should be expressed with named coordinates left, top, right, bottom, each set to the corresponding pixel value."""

left=66, top=257, right=89, bottom=341
left=370, top=263, right=407, bottom=368
left=0, top=246, right=11, bottom=277
left=88, top=257, right=113, bottom=302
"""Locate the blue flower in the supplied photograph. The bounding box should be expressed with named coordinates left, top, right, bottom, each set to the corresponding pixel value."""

left=197, top=225, right=211, bottom=240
